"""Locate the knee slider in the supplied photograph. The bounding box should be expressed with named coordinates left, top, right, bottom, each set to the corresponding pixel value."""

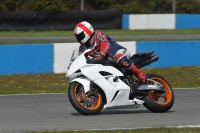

left=118, top=56, right=132, bottom=68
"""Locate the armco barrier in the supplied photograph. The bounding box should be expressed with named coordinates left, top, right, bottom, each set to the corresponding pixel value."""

left=176, top=14, right=200, bottom=29
left=0, top=41, right=200, bottom=75
left=129, top=14, right=175, bottom=29
left=53, top=42, right=136, bottom=73
left=0, top=44, right=53, bottom=75
left=123, top=14, right=200, bottom=29
left=137, top=41, right=200, bottom=67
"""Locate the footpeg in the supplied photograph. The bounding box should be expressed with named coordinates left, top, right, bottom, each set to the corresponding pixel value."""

left=129, top=98, right=144, bottom=105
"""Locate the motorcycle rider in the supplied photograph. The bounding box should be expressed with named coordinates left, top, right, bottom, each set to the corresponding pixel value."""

left=74, top=21, right=147, bottom=83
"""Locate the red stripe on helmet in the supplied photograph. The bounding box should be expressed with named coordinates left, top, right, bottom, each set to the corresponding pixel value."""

left=76, top=23, right=93, bottom=36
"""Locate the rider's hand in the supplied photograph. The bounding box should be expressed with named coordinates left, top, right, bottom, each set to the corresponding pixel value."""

left=93, top=53, right=104, bottom=63
left=86, top=53, right=104, bottom=64
left=86, top=58, right=94, bottom=64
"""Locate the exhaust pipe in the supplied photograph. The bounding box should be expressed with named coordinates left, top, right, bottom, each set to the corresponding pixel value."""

left=138, top=55, right=159, bottom=68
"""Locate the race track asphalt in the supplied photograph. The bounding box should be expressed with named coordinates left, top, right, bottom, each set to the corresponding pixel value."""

left=0, top=35, right=200, bottom=43
left=0, top=88, right=200, bottom=132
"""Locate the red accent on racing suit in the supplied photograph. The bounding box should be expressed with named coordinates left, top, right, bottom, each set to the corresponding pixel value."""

left=78, top=30, right=146, bottom=83
left=79, top=30, right=125, bottom=57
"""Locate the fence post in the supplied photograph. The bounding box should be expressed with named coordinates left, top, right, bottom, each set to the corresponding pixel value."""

left=172, top=0, right=176, bottom=13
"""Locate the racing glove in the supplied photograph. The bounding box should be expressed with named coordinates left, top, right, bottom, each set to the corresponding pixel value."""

left=86, top=52, right=104, bottom=64
left=93, top=52, right=104, bottom=63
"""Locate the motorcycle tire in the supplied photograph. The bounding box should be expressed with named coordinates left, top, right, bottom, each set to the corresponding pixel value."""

left=142, top=74, right=175, bottom=113
left=68, top=81, right=104, bottom=115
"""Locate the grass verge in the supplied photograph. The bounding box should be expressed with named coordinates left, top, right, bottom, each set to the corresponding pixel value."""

left=0, top=29, right=199, bottom=37
left=0, top=29, right=199, bottom=44
left=0, top=66, right=200, bottom=95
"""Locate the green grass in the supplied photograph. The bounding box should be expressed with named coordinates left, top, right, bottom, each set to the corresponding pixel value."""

left=0, top=29, right=199, bottom=37
left=142, top=66, right=200, bottom=88
left=0, top=66, right=200, bottom=95
left=24, top=127, right=200, bottom=133
left=0, top=73, right=68, bottom=94
left=0, top=29, right=199, bottom=44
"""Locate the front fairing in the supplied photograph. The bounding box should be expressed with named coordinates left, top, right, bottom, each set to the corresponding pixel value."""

left=66, top=48, right=124, bottom=82
left=66, top=49, right=91, bottom=81
left=67, top=54, right=86, bottom=75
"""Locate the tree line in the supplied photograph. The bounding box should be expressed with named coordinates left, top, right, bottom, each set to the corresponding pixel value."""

left=0, top=0, right=199, bottom=14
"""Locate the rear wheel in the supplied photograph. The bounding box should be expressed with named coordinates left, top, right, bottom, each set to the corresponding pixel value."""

left=142, top=74, right=174, bottom=113
left=68, top=81, right=104, bottom=115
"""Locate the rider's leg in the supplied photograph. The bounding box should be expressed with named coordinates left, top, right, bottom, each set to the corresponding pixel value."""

left=129, top=64, right=147, bottom=83
left=114, top=50, right=146, bottom=83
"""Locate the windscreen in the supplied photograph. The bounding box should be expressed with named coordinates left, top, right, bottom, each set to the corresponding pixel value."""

left=68, top=48, right=79, bottom=69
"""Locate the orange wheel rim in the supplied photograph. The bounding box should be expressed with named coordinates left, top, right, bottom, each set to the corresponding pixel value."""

left=148, top=77, right=172, bottom=105
left=74, top=83, right=101, bottom=110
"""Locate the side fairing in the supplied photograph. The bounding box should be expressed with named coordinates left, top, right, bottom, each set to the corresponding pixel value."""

left=80, top=65, right=124, bottom=81
left=80, top=65, right=131, bottom=106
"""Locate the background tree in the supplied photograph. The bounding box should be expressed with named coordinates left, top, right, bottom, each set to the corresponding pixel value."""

left=0, top=0, right=199, bottom=13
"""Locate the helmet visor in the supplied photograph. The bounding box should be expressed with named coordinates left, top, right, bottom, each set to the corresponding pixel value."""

left=75, top=31, right=85, bottom=43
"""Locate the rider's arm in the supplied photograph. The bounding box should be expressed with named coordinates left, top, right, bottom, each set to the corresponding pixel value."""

left=94, top=31, right=111, bottom=61
left=78, top=45, right=87, bottom=55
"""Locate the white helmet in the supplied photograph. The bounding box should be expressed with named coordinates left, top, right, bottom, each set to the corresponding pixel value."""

left=74, top=21, right=94, bottom=45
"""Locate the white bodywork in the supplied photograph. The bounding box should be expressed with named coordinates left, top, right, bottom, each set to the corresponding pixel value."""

left=66, top=49, right=145, bottom=109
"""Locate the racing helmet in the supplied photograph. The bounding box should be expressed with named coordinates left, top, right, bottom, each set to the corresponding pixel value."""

left=74, top=21, right=94, bottom=45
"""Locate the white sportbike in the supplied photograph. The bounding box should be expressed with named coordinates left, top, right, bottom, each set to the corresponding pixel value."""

left=66, top=48, right=174, bottom=115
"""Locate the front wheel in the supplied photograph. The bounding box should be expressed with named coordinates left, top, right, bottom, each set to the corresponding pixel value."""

left=68, top=81, right=104, bottom=115
left=142, top=74, right=175, bottom=113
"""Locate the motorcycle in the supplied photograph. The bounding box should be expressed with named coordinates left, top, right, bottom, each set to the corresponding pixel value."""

left=66, top=48, right=174, bottom=115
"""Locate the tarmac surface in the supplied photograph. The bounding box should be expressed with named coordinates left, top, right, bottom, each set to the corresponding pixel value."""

left=0, top=35, right=199, bottom=43
left=0, top=89, right=200, bottom=132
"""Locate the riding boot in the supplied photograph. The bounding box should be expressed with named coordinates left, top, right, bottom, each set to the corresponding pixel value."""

left=130, top=65, right=147, bottom=83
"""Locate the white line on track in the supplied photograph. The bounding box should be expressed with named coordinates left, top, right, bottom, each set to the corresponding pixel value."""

left=73, top=125, right=200, bottom=131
